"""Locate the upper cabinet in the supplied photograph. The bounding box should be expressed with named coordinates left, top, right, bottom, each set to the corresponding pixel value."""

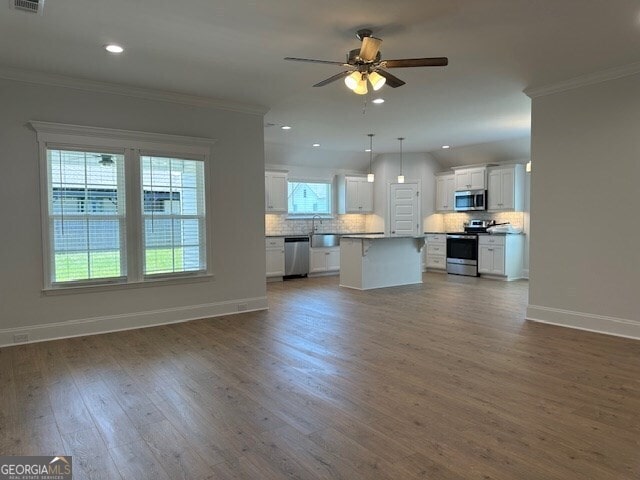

left=454, top=167, right=486, bottom=191
left=435, top=173, right=455, bottom=211
left=338, top=175, right=373, bottom=214
left=487, top=164, right=525, bottom=211
left=265, top=171, right=288, bottom=213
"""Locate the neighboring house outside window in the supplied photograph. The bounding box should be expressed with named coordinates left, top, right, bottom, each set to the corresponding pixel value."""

left=288, top=180, right=331, bottom=215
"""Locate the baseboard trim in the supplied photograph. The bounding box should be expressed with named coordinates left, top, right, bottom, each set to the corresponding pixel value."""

left=0, top=296, right=268, bottom=347
left=526, top=304, right=640, bottom=340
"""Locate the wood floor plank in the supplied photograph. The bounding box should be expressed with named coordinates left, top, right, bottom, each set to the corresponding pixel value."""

left=61, top=427, right=122, bottom=480
left=1, top=273, right=639, bottom=479
left=79, top=380, right=143, bottom=449
left=137, top=419, right=216, bottom=480
left=109, top=440, right=171, bottom=480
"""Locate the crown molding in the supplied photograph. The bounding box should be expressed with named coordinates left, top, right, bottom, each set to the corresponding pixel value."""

left=0, top=65, right=269, bottom=116
left=524, top=61, right=640, bottom=98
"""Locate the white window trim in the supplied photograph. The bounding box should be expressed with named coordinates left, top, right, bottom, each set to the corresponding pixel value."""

left=31, top=121, right=216, bottom=292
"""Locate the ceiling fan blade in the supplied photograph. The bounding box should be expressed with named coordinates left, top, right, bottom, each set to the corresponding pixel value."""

left=313, top=71, right=353, bottom=87
left=359, top=36, right=382, bottom=62
left=284, top=57, right=347, bottom=66
left=384, top=57, right=449, bottom=68
left=376, top=69, right=406, bottom=88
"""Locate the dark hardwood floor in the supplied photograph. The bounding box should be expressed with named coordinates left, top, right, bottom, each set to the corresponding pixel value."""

left=1, top=273, right=639, bottom=479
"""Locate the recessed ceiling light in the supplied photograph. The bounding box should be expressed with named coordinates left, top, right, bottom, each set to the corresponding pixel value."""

left=312, top=143, right=320, bottom=147
left=281, top=125, right=292, bottom=130
left=105, top=44, right=124, bottom=54
left=442, top=145, right=450, bottom=149
left=365, top=148, right=371, bottom=152
left=372, top=98, right=385, bottom=104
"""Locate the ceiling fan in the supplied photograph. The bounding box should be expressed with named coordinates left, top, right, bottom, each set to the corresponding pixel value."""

left=284, top=29, right=448, bottom=94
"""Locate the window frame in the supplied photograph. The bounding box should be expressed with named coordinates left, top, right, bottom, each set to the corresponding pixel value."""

left=286, top=178, right=334, bottom=217
left=32, top=122, right=216, bottom=292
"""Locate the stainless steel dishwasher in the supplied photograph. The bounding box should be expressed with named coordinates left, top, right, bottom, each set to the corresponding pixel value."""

left=284, top=236, right=309, bottom=278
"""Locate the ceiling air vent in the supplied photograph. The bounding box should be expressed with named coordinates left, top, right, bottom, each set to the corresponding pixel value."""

left=12, top=0, right=43, bottom=14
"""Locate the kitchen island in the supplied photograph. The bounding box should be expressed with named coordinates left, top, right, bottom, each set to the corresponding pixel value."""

left=339, top=234, right=426, bottom=290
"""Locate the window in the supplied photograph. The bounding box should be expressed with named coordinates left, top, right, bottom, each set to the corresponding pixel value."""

left=48, top=149, right=126, bottom=283
left=34, top=122, right=213, bottom=290
left=141, top=156, right=206, bottom=275
left=288, top=181, right=331, bottom=215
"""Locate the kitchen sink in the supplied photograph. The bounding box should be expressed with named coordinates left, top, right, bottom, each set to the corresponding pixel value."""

left=310, top=234, right=341, bottom=248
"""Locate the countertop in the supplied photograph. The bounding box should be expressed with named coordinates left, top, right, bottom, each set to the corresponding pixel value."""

left=423, top=231, right=525, bottom=236
left=341, top=234, right=426, bottom=240
left=266, top=232, right=382, bottom=238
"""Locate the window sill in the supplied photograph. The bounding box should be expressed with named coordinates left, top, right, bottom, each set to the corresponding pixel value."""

left=42, top=273, right=214, bottom=296
left=285, top=214, right=335, bottom=220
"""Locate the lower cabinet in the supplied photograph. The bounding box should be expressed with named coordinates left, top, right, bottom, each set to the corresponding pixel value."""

left=310, top=247, right=340, bottom=274
left=478, top=234, right=524, bottom=280
left=266, top=238, right=285, bottom=278
left=425, top=234, right=446, bottom=271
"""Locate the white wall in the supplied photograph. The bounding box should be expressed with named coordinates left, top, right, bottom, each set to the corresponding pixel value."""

left=367, top=152, right=444, bottom=234
left=527, top=73, right=640, bottom=338
left=0, top=79, right=267, bottom=345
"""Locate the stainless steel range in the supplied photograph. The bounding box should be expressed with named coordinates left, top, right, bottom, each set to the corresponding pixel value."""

left=446, top=219, right=494, bottom=276
left=446, top=233, right=479, bottom=276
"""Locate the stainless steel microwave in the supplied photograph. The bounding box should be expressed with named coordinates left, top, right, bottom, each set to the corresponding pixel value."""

left=454, top=189, right=486, bottom=211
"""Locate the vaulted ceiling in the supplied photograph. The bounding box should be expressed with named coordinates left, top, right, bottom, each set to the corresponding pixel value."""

left=2, top=0, right=639, bottom=169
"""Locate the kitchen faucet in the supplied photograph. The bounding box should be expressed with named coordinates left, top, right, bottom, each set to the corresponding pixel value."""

left=311, top=214, right=322, bottom=235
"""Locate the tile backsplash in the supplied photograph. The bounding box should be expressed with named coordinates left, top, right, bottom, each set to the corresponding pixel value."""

left=265, top=214, right=368, bottom=236
left=442, top=211, right=525, bottom=233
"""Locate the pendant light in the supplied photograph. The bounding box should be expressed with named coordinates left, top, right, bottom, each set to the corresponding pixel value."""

left=367, top=133, right=375, bottom=182
left=397, top=137, right=405, bottom=183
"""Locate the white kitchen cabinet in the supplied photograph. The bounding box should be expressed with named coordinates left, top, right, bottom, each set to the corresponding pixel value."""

left=487, top=164, right=525, bottom=211
left=265, top=237, right=285, bottom=278
left=265, top=171, right=288, bottom=213
left=478, top=234, right=524, bottom=280
left=435, top=174, right=455, bottom=211
left=454, top=167, right=486, bottom=191
left=425, top=233, right=446, bottom=271
left=310, top=247, right=340, bottom=274
left=338, top=175, right=373, bottom=214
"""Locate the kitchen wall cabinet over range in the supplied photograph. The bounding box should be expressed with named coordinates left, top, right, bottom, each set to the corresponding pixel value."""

left=337, top=175, right=373, bottom=214
left=265, top=171, right=288, bottom=213
left=266, top=237, right=285, bottom=278
left=478, top=234, right=524, bottom=280
left=435, top=174, right=455, bottom=211
left=310, top=247, right=340, bottom=274
left=487, top=164, right=525, bottom=211
left=454, top=167, right=486, bottom=191
left=425, top=234, right=446, bottom=271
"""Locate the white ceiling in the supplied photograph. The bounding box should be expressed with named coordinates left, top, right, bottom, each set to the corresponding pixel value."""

left=2, top=0, right=639, bottom=168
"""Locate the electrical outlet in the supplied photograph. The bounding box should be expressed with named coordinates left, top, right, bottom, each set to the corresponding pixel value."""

left=13, top=333, right=29, bottom=344
left=237, top=303, right=248, bottom=311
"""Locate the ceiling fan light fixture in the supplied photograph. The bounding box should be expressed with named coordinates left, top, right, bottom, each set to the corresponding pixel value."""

left=368, top=71, right=386, bottom=91
left=353, top=75, right=368, bottom=95
left=344, top=71, right=360, bottom=90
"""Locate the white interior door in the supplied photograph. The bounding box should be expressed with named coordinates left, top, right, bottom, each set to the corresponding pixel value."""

left=389, top=182, right=420, bottom=236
